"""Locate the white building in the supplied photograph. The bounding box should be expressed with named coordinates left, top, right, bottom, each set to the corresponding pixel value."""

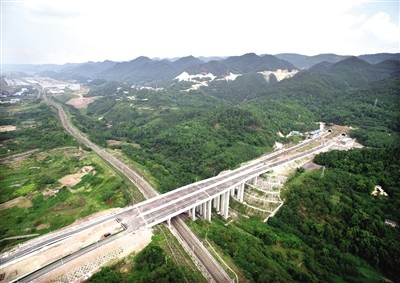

left=69, top=84, right=81, bottom=91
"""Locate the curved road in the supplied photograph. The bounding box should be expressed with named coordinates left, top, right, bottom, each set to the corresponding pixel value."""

left=45, top=95, right=232, bottom=283
left=2, top=94, right=334, bottom=282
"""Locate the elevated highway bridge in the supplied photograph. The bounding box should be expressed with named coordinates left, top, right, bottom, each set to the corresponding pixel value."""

left=132, top=138, right=333, bottom=228
left=2, top=94, right=336, bottom=282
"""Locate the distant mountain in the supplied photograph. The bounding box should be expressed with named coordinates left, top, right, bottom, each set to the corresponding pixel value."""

left=184, top=53, right=296, bottom=76
left=222, top=53, right=296, bottom=73
left=329, top=56, right=371, bottom=72
left=63, top=60, right=117, bottom=78
left=306, top=56, right=400, bottom=87
left=94, top=56, right=205, bottom=83
left=185, top=60, right=230, bottom=76
left=358, top=53, right=400, bottom=64
left=197, top=56, right=226, bottom=62
left=4, top=52, right=398, bottom=85
left=2, top=63, right=80, bottom=74
left=374, top=59, right=400, bottom=72
left=268, top=57, right=400, bottom=104
left=275, top=53, right=400, bottom=69
left=171, top=56, right=204, bottom=70
left=275, top=53, right=348, bottom=69
left=97, top=56, right=155, bottom=81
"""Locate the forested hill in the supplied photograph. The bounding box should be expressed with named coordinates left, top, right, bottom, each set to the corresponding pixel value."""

left=48, top=52, right=400, bottom=281
left=263, top=147, right=400, bottom=282
left=202, top=56, right=399, bottom=103
left=4, top=52, right=399, bottom=85
left=63, top=55, right=400, bottom=193
left=263, top=57, right=400, bottom=98
left=248, top=59, right=400, bottom=148
left=275, top=52, right=399, bottom=69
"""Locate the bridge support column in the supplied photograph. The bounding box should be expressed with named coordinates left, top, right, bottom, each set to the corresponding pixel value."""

left=199, top=204, right=203, bottom=216
left=206, top=200, right=212, bottom=222
left=238, top=183, right=245, bottom=203
left=215, top=195, right=220, bottom=212
left=167, top=218, right=171, bottom=228
left=252, top=176, right=258, bottom=185
left=220, top=193, right=226, bottom=217
left=230, top=187, right=235, bottom=196
left=221, top=191, right=230, bottom=219
left=202, top=202, right=207, bottom=219
left=234, top=184, right=240, bottom=200
left=191, top=207, right=196, bottom=221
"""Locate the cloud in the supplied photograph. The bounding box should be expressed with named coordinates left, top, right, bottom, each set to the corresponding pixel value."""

left=2, top=0, right=399, bottom=63
left=360, top=12, right=399, bottom=43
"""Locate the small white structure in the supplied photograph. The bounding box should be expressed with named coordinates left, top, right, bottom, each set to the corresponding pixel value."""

left=286, top=131, right=301, bottom=138
left=371, top=185, right=388, bottom=197
left=273, top=142, right=283, bottom=150
left=340, top=138, right=354, bottom=147
left=69, top=84, right=81, bottom=91
left=309, top=129, right=321, bottom=138
left=48, top=89, right=65, bottom=94
left=385, top=219, right=398, bottom=228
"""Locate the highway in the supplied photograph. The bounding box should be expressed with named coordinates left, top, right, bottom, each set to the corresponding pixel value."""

left=12, top=230, right=128, bottom=283
left=1, top=94, right=334, bottom=282
left=0, top=211, right=132, bottom=266
left=44, top=94, right=232, bottom=283
left=133, top=141, right=333, bottom=227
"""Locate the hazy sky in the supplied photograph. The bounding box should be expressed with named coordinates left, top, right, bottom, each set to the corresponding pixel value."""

left=1, top=0, right=399, bottom=64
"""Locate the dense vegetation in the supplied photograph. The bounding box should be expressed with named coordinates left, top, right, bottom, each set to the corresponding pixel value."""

left=0, top=98, right=140, bottom=251
left=277, top=148, right=399, bottom=281
left=65, top=58, right=399, bottom=194
left=66, top=86, right=316, bottom=192
left=3, top=56, right=398, bottom=281
left=49, top=57, right=398, bottom=281
left=262, top=66, right=400, bottom=148
left=0, top=148, right=138, bottom=251
left=88, top=229, right=206, bottom=283
left=0, top=100, right=77, bottom=157
left=189, top=148, right=400, bottom=282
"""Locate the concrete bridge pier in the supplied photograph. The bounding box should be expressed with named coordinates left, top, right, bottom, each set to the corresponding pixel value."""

left=252, top=176, right=258, bottom=185
left=206, top=200, right=212, bottom=222
left=237, top=183, right=245, bottom=203
left=191, top=207, right=196, bottom=221
left=220, top=191, right=230, bottom=219
left=188, top=181, right=249, bottom=223
left=214, top=195, right=221, bottom=212
left=167, top=218, right=171, bottom=227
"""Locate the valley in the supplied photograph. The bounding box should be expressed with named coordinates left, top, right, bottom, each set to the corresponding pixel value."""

left=1, top=52, right=399, bottom=282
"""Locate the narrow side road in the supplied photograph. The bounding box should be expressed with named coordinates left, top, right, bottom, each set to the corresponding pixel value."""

left=46, top=94, right=232, bottom=283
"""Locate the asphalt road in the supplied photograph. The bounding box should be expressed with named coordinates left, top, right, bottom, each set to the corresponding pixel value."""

left=133, top=141, right=334, bottom=227
left=16, top=230, right=128, bottom=283
left=44, top=95, right=231, bottom=282
left=1, top=94, right=334, bottom=282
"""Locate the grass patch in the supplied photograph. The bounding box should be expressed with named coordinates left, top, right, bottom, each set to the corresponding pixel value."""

left=15, top=183, right=35, bottom=196
left=0, top=99, right=77, bottom=158
left=0, top=147, right=140, bottom=251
